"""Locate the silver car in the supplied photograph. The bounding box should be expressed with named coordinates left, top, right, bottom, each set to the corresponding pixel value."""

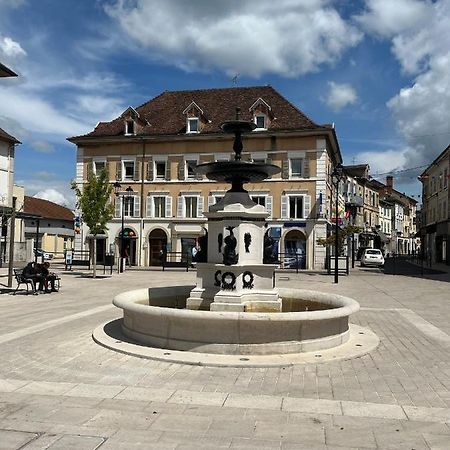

left=360, top=249, right=384, bottom=267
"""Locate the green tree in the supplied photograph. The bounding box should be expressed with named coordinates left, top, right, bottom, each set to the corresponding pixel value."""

left=317, top=225, right=361, bottom=255
left=71, top=169, right=114, bottom=278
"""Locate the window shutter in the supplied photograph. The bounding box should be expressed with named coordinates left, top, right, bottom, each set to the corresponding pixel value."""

left=208, top=195, right=215, bottom=209
left=146, top=195, right=152, bottom=217
left=197, top=196, right=204, bottom=218
left=303, top=158, right=310, bottom=178
left=178, top=161, right=185, bottom=180
left=133, top=161, right=140, bottom=181
left=146, top=158, right=153, bottom=181
left=266, top=195, right=273, bottom=218
left=115, top=197, right=121, bottom=218
left=133, top=195, right=140, bottom=217
left=282, top=160, right=289, bottom=179
left=304, top=195, right=311, bottom=218
left=165, top=196, right=172, bottom=218
left=177, top=196, right=183, bottom=217
left=281, top=195, right=288, bottom=219
left=85, top=159, right=93, bottom=180
left=165, top=161, right=171, bottom=180
left=105, top=161, right=110, bottom=179
left=116, top=162, right=122, bottom=181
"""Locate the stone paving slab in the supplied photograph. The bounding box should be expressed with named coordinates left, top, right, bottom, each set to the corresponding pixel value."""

left=0, top=267, right=450, bottom=448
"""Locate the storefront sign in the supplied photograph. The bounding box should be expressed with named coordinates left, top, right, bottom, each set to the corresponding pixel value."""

left=284, top=222, right=306, bottom=228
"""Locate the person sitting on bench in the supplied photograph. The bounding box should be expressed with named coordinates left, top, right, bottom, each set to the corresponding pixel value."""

left=22, top=262, right=39, bottom=293
left=38, top=262, right=58, bottom=293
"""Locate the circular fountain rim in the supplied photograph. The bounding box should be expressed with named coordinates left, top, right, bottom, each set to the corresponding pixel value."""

left=113, top=287, right=360, bottom=320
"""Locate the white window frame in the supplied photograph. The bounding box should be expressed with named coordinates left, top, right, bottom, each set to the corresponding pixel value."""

left=154, top=158, right=167, bottom=181
left=187, top=117, right=199, bottom=134
left=185, top=158, right=198, bottom=180
left=153, top=195, right=166, bottom=218
left=251, top=195, right=266, bottom=207
left=254, top=114, right=267, bottom=130
left=288, top=195, right=304, bottom=219
left=122, top=160, right=135, bottom=181
left=184, top=195, right=199, bottom=218
left=125, top=119, right=135, bottom=135
left=123, top=196, right=135, bottom=217
left=290, top=158, right=303, bottom=178
left=93, top=159, right=106, bottom=176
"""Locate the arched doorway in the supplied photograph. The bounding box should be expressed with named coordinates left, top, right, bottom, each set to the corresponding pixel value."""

left=284, top=229, right=307, bottom=269
left=117, top=228, right=138, bottom=266
left=149, top=228, right=167, bottom=266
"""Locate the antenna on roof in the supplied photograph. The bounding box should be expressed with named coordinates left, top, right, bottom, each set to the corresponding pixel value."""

left=231, top=74, right=239, bottom=87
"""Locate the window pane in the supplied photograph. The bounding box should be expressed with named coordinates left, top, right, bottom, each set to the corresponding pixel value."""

left=186, top=160, right=196, bottom=178
left=155, top=162, right=166, bottom=178
left=124, top=162, right=134, bottom=179
left=289, top=196, right=303, bottom=219
left=154, top=197, right=166, bottom=217
left=256, top=116, right=265, bottom=128
left=124, top=197, right=134, bottom=216
left=291, top=159, right=302, bottom=177
left=189, top=119, right=198, bottom=132
left=185, top=196, right=198, bottom=218
left=94, top=161, right=105, bottom=174
left=251, top=196, right=266, bottom=206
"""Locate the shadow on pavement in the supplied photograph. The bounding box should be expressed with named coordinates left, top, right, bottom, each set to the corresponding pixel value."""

left=383, top=256, right=448, bottom=282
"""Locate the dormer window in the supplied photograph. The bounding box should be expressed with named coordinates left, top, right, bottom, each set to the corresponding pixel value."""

left=249, top=98, right=271, bottom=131
left=125, top=120, right=135, bottom=135
left=187, top=117, right=199, bottom=134
left=254, top=114, right=266, bottom=130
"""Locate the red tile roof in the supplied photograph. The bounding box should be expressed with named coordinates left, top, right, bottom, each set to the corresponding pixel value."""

left=70, top=86, right=323, bottom=140
left=24, top=196, right=74, bottom=221
left=0, top=127, right=20, bottom=144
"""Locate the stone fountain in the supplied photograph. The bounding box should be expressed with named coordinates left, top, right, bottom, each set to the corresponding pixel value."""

left=99, top=110, right=368, bottom=359
left=187, top=109, right=282, bottom=313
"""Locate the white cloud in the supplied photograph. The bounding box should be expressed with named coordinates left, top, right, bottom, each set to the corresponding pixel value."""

left=31, top=140, right=54, bottom=154
left=354, top=0, right=432, bottom=38
left=34, top=188, right=71, bottom=207
left=354, top=148, right=408, bottom=175
left=0, top=36, right=26, bottom=58
left=324, top=81, right=357, bottom=111
left=355, top=0, right=450, bottom=177
left=105, top=0, right=362, bottom=77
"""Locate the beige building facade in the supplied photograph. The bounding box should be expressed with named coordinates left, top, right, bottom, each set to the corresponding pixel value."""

left=420, top=144, right=449, bottom=264
left=69, top=87, right=342, bottom=270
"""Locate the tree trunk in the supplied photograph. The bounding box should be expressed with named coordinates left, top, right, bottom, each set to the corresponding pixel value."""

left=92, top=238, right=97, bottom=278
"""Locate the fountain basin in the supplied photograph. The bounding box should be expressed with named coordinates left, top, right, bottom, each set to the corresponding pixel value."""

left=113, top=286, right=360, bottom=355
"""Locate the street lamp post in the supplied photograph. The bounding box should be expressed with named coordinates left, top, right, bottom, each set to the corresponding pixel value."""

left=331, top=163, right=343, bottom=284
left=114, top=182, right=134, bottom=273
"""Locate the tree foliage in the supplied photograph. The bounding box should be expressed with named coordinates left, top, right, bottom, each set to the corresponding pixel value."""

left=317, top=225, right=361, bottom=253
left=71, top=169, right=114, bottom=235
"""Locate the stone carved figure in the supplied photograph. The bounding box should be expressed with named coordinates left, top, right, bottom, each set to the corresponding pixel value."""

left=244, top=232, right=251, bottom=253
left=263, top=230, right=278, bottom=264
left=223, top=226, right=238, bottom=265
left=218, top=233, right=223, bottom=254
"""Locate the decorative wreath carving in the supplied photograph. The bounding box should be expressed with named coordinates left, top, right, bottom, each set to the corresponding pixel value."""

left=242, top=271, right=254, bottom=289
left=214, top=270, right=222, bottom=287
left=221, top=271, right=236, bottom=290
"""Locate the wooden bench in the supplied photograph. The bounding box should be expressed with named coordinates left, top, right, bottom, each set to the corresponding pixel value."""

left=65, top=259, right=90, bottom=270
left=13, top=269, right=37, bottom=295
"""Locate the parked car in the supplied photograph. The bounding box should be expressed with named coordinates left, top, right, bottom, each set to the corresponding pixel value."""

left=34, top=249, right=54, bottom=260
left=360, top=249, right=384, bottom=267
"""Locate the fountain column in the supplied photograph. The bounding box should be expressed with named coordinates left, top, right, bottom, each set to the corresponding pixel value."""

left=186, top=111, right=282, bottom=312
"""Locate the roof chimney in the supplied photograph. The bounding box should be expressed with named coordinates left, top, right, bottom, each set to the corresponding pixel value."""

left=386, top=175, right=393, bottom=194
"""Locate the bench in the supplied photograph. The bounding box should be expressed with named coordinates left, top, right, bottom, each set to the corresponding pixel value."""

left=65, top=259, right=90, bottom=270
left=13, top=269, right=37, bottom=295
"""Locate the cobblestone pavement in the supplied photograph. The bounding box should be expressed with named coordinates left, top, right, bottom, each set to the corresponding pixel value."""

left=0, top=265, right=449, bottom=449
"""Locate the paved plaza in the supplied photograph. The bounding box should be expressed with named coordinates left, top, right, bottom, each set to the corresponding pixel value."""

left=0, top=263, right=450, bottom=449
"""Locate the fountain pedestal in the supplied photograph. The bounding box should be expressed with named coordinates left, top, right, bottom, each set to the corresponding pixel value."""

left=187, top=191, right=282, bottom=312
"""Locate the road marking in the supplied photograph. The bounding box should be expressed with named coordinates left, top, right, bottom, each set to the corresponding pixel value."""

left=0, top=304, right=114, bottom=345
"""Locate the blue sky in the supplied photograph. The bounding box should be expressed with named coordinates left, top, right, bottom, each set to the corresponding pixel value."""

left=1, top=0, right=449, bottom=207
